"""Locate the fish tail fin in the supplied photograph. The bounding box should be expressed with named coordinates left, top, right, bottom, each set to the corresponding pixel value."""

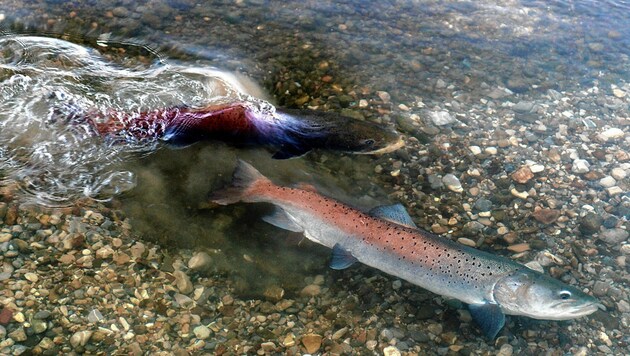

left=209, top=160, right=272, bottom=205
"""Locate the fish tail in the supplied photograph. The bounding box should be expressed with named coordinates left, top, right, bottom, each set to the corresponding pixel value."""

left=209, top=160, right=272, bottom=205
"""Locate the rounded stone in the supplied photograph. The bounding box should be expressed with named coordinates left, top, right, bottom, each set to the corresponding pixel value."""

left=193, top=325, right=211, bottom=340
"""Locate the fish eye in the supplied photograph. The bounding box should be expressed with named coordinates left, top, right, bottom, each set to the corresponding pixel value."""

left=362, top=139, right=375, bottom=146
left=559, top=291, right=572, bottom=300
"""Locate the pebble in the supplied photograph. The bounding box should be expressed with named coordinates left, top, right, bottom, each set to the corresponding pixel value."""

left=193, top=325, right=211, bottom=339
left=498, top=343, right=514, bottom=356
left=613, top=88, right=626, bottom=98
left=507, top=243, right=530, bottom=253
left=383, top=346, right=402, bottom=356
left=469, top=146, right=481, bottom=155
left=70, top=330, right=93, bottom=348
left=32, top=318, right=47, bottom=334
left=599, top=176, right=617, bottom=188
left=611, top=167, right=627, bottom=180
left=532, top=208, right=561, bottom=225
left=529, top=163, right=545, bottom=173
left=88, top=309, right=104, bottom=323
left=618, top=300, right=630, bottom=313
left=510, top=188, right=529, bottom=199
left=572, top=159, right=590, bottom=174
left=599, top=128, right=625, bottom=141
left=24, top=272, right=39, bottom=282
left=429, top=110, right=456, bottom=126
left=599, top=228, right=629, bottom=245
left=301, top=333, right=322, bottom=354
left=173, top=270, right=194, bottom=294
left=8, top=327, right=27, bottom=342
left=0, top=233, right=11, bottom=243
left=188, top=251, right=213, bottom=271
left=300, top=284, right=321, bottom=297
left=457, top=237, right=476, bottom=247
left=580, top=213, right=603, bottom=234
left=0, top=325, right=5, bottom=340
left=442, top=174, right=463, bottom=192
left=485, top=146, right=498, bottom=155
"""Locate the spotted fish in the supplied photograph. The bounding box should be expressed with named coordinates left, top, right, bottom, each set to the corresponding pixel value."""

left=210, top=160, right=604, bottom=339
left=70, top=102, right=403, bottom=159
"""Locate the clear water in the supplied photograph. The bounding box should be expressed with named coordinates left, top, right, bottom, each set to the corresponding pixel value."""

left=0, top=0, right=629, bottom=350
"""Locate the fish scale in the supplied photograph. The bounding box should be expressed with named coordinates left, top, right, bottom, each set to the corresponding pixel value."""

left=211, top=160, right=603, bottom=339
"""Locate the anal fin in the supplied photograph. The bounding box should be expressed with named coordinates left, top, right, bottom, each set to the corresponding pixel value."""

left=468, top=303, right=506, bottom=340
left=330, top=243, right=358, bottom=270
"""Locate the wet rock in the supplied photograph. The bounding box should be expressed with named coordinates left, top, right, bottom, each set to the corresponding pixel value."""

left=263, top=285, right=285, bottom=302
left=598, top=128, right=625, bottom=141
left=70, top=330, right=92, bottom=348
left=611, top=167, right=627, bottom=180
left=593, top=281, right=610, bottom=297
left=428, top=110, right=456, bottom=126
left=579, top=213, right=603, bottom=234
left=599, top=176, right=617, bottom=188
left=572, top=159, right=590, bottom=174
left=512, top=101, right=534, bottom=113
left=532, top=208, right=561, bottom=225
left=507, top=243, right=530, bottom=253
left=383, top=346, right=401, bottom=356
left=8, top=327, right=27, bottom=342
left=442, top=174, right=463, bottom=192
left=88, top=309, right=104, bottom=323
left=173, top=270, right=194, bottom=294
left=463, top=221, right=484, bottom=236
left=474, top=198, right=493, bottom=212
left=599, top=228, right=629, bottom=245
left=0, top=325, right=5, bottom=340
left=498, top=343, right=513, bottom=356
left=188, top=251, right=213, bottom=271
left=32, top=319, right=47, bottom=334
left=300, top=284, right=321, bottom=297
left=301, top=333, right=322, bottom=354
left=0, top=307, right=13, bottom=325
left=193, top=325, right=211, bottom=339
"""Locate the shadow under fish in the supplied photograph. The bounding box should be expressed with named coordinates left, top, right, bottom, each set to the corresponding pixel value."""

left=60, top=102, right=404, bottom=159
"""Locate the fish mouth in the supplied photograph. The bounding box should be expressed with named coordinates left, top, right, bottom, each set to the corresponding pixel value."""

left=358, top=136, right=405, bottom=155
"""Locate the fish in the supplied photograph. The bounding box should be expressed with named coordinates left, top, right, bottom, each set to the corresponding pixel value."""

left=210, top=160, right=604, bottom=339
left=66, top=102, right=403, bottom=159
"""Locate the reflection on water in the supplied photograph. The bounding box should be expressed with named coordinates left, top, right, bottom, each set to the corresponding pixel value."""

left=0, top=35, right=270, bottom=205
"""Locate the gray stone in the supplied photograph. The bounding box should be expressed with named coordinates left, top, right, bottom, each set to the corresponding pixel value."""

left=428, top=110, right=456, bottom=126
left=599, top=228, right=629, bottom=245
left=579, top=213, right=603, bottom=234
left=512, top=101, right=534, bottom=113
left=8, top=327, right=27, bottom=342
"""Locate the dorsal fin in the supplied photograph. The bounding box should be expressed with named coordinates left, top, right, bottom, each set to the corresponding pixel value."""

left=369, top=203, right=417, bottom=228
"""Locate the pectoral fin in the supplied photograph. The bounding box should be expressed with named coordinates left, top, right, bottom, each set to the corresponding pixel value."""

left=468, top=303, right=505, bottom=340
left=330, top=243, right=358, bottom=270
left=262, top=208, right=304, bottom=232
left=369, top=203, right=418, bottom=228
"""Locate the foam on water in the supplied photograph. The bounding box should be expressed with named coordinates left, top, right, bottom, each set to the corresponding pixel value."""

left=0, top=35, right=267, bottom=205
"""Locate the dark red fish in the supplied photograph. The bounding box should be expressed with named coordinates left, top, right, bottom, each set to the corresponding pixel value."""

left=70, top=102, right=403, bottom=159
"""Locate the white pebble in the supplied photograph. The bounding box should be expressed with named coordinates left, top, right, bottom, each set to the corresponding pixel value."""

left=572, top=159, right=590, bottom=174
left=442, top=174, right=463, bottom=193
left=193, top=325, right=211, bottom=340
left=469, top=146, right=482, bottom=155
left=606, top=186, right=623, bottom=195
left=429, top=110, right=456, bottom=126
left=529, top=164, right=545, bottom=173
left=599, top=127, right=625, bottom=141
left=599, top=176, right=617, bottom=188
left=485, top=147, right=498, bottom=155
left=611, top=167, right=627, bottom=180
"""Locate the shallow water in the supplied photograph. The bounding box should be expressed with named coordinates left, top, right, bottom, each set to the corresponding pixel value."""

left=0, top=0, right=629, bottom=354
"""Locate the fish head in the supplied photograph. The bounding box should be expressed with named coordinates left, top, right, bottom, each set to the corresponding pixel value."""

left=492, top=268, right=604, bottom=320
left=325, top=120, right=404, bottom=155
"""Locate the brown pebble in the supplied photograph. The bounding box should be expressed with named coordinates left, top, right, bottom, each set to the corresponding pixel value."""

left=507, top=243, right=530, bottom=253
left=263, top=285, right=285, bottom=302
left=300, top=284, right=321, bottom=297
left=301, top=334, right=322, bottom=354
left=431, top=224, right=449, bottom=234
left=0, top=307, right=13, bottom=325
left=511, top=166, right=534, bottom=184
left=532, top=208, right=561, bottom=225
